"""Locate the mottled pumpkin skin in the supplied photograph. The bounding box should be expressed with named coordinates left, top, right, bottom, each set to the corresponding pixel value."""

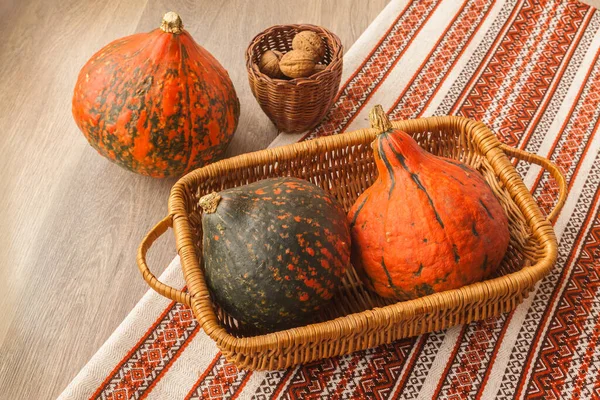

left=348, top=131, right=510, bottom=300
left=202, top=177, right=350, bottom=333
left=72, top=28, right=240, bottom=178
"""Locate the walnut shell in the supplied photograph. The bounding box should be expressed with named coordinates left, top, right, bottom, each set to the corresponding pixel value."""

left=279, top=50, right=316, bottom=79
left=312, top=64, right=327, bottom=75
left=259, top=50, right=283, bottom=78
left=292, top=31, right=326, bottom=63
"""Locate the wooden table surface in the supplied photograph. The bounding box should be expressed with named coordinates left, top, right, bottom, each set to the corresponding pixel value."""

left=0, top=0, right=387, bottom=398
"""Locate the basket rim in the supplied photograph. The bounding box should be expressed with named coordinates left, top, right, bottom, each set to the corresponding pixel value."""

left=168, top=115, right=559, bottom=354
left=245, top=23, right=344, bottom=86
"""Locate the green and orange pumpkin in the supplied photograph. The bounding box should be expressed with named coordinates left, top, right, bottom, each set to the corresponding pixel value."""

left=72, top=12, right=240, bottom=178
left=199, top=177, right=350, bottom=333
left=348, top=106, right=510, bottom=300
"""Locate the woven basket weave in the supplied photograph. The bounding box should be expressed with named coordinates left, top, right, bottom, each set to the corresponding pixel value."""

left=138, top=114, right=566, bottom=370
left=245, top=24, right=343, bottom=133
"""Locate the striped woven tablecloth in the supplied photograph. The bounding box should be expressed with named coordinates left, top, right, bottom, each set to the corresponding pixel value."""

left=60, top=0, right=600, bottom=398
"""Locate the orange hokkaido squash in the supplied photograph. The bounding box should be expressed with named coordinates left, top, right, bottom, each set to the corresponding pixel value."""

left=72, top=12, right=240, bottom=178
left=348, top=106, right=510, bottom=300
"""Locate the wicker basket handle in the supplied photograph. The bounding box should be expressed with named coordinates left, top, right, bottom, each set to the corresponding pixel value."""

left=137, top=215, right=192, bottom=307
left=499, top=143, right=567, bottom=223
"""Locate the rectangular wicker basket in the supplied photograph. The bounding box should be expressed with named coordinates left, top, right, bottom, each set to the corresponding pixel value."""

left=138, top=116, right=566, bottom=371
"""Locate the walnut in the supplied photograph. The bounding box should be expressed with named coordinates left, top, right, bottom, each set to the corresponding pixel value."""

left=279, top=50, right=316, bottom=79
left=259, top=50, right=284, bottom=78
left=312, top=64, right=327, bottom=75
left=292, top=31, right=326, bottom=63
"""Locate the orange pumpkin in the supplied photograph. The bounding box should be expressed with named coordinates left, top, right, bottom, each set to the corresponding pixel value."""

left=348, top=106, right=510, bottom=300
left=72, top=12, right=240, bottom=178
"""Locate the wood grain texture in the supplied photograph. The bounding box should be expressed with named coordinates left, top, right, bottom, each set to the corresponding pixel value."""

left=0, top=0, right=387, bottom=398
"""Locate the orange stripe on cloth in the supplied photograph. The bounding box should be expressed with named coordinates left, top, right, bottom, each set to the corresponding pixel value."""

left=326, top=0, right=414, bottom=107
left=448, top=0, right=526, bottom=114
left=514, top=178, right=600, bottom=399
left=527, top=202, right=600, bottom=398
left=183, top=352, right=222, bottom=400
left=513, top=4, right=594, bottom=151
left=301, top=0, right=443, bottom=141
left=183, top=354, right=252, bottom=400
left=483, top=0, right=561, bottom=129
left=89, top=301, right=179, bottom=399
left=458, top=1, right=555, bottom=122
left=230, top=373, right=253, bottom=400
left=328, top=353, right=363, bottom=400
left=388, top=0, right=495, bottom=120
left=592, top=356, right=600, bottom=398
left=530, top=48, right=600, bottom=192
left=569, top=310, right=600, bottom=400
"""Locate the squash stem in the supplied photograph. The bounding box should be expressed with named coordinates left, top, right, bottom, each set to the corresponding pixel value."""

left=369, top=105, right=393, bottom=134
left=199, top=192, right=221, bottom=213
left=160, top=12, right=183, bottom=34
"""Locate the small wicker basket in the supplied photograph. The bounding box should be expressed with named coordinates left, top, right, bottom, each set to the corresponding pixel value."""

left=138, top=114, right=566, bottom=370
left=245, top=24, right=343, bottom=133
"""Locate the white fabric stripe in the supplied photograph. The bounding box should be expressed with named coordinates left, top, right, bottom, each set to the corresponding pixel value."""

left=273, top=368, right=299, bottom=400
left=344, top=0, right=465, bottom=132
left=144, top=333, right=219, bottom=400
left=321, top=352, right=362, bottom=396
left=387, top=336, right=427, bottom=398
left=421, top=0, right=510, bottom=116
left=236, top=371, right=267, bottom=399
left=437, top=317, right=508, bottom=398
left=484, top=1, right=566, bottom=130
left=58, top=257, right=186, bottom=400
left=392, top=331, right=447, bottom=399
left=414, top=325, right=464, bottom=400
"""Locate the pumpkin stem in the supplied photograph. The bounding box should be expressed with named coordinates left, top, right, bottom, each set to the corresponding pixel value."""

left=199, top=192, right=221, bottom=213
left=369, top=105, right=393, bottom=134
left=160, top=12, right=184, bottom=34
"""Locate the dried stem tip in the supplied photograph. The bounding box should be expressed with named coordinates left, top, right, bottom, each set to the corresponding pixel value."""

left=369, top=105, right=394, bottom=133
left=160, top=12, right=183, bottom=34
left=199, top=192, right=221, bottom=214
